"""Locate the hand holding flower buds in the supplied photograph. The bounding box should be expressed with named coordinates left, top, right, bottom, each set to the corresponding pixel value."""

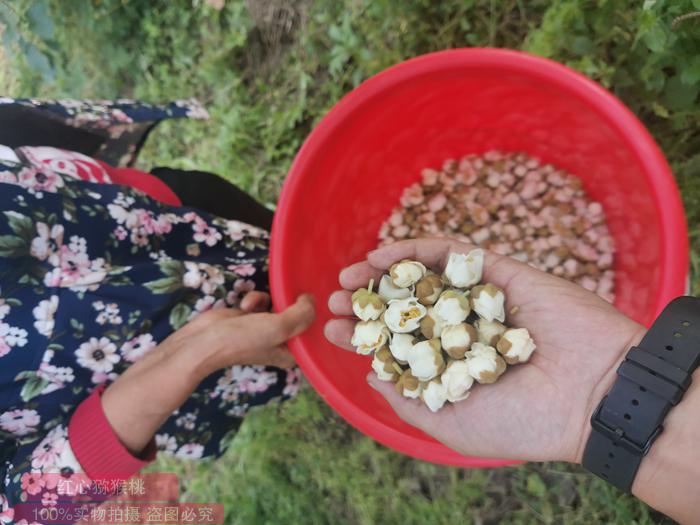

left=347, top=250, right=536, bottom=412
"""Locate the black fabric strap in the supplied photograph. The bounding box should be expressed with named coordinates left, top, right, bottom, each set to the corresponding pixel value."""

left=582, top=296, right=700, bottom=492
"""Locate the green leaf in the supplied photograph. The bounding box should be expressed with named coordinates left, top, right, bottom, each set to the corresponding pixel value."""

left=663, top=75, right=700, bottom=110
left=158, top=259, right=185, bottom=278
left=4, top=211, right=34, bottom=241
left=14, top=370, right=37, bottom=381
left=651, top=101, right=669, bottom=118
left=20, top=376, right=51, bottom=402
left=526, top=473, right=547, bottom=498
left=42, top=415, right=64, bottom=431
left=69, top=318, right=84, bottom=338
left=144, top=276, right=182, bottom=294
left=22, top=41, right=54, bottom=81
left=680, top=56, right=700, bottom=86
left=693, top=0, right=700, bottom=9
left=26, top=0, right=54, bottom=40
left=0, top=235, right=27, bottom=257
left=109, top=265, right=131, bottom=275
left=642, top=22, right=667, bottom=53
left=169, top=303, right=192, bottom=330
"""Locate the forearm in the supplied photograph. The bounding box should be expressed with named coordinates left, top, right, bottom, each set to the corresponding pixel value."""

left=100, top=333, right=217, bottom=455
left=631, top=375, right=700, bottom=524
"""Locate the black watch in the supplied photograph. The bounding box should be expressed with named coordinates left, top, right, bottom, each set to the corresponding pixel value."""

left=582, top=296, right=700, bottom=492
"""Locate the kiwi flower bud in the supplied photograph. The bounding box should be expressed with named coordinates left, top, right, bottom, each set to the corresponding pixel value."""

left=395, top=368, right=422, bottom=399
left=407, top=338, right=445, bottom=381
left=496, top=328, right=536, bottom=364
left=389, top=259, right=427, bottom=288
left=440, top=323, right=477, bottom=359
left=433, top=290, right=470, bottom=326
left=351, top=279, right=386, bottom=321
left=420, top=307, right=444, bottom=339
left=442, top=249, right=484, bottom=288
left=415, top=273, right=444, bottom=305
left=474, top=319, right=507, bottom=346
left=421, top=378, right=448, bottom=412
left=466, top=342, right=507, bottom=384
left=371, top=347, right=401, bottom=382
left=389, top=333, right=415, bottom=364
left=470, top=283, right=506, bottom=322
left=384, top=297, right=427, bottom=333
left=351, top=320, right=390, bottom=355
left=441, top=360, right=474, bottom=402
left=377, top=274, right=412, bottom=301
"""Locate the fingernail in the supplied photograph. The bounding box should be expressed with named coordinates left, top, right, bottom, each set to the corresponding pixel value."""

left=366, top=373, right=378, bottom=390
left=299, top=293, right=315, bottom=304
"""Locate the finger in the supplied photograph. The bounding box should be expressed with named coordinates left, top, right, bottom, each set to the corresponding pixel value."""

left=274, top=293, right=316, bottom=339
left=366, top=372, right=440, bottom=433
left=242, top=294, right=316, bottom=350
left=367, top=238, right=474, bottom=271
left=328, top=290, right=353, bottom=316
left=232, top=343, right=297, bottom=368
left=240, top=291, right=271, bottom=313
left=338, top=261, right=385, bottom=291
left=323, top=318, right=356, bottom=351
left=261, top=345, right=297, bottom=369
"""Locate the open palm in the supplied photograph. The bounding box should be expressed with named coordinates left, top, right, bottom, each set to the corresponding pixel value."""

left=324, top=239, right=646, bottom=463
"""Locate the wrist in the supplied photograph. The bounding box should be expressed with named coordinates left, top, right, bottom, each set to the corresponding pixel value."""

left=630, top=374, right=700, bottom=524
left=570, top=323, right=648, bottom=464
left=166, top=329, right=226, bottom=386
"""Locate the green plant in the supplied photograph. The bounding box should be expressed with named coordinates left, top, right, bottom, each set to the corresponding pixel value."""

left=1, top=1, right=696, bottom=522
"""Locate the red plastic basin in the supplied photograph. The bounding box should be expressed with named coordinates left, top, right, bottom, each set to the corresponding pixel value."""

left=270, top=48, right=688, bottom=467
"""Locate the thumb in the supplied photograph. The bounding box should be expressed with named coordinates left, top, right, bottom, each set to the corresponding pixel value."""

left=233, top=293, right=316, bottom=351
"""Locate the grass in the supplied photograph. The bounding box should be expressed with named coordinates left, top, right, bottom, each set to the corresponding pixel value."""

left=1, top=0, right=698, bottom=523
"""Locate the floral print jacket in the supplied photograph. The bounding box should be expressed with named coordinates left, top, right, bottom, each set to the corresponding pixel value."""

left=0, top=144, right=297, bottom=523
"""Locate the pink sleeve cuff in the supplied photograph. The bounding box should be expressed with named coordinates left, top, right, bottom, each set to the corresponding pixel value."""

left=68, top=385, right=157, bottom=480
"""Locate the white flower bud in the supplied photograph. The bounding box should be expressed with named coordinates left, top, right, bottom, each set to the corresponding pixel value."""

left=419, top=307, right=444, bottom=339
left=421, top=378, right=448, bottom=412
left=496, top=328, right=536, bottom=364
left=466, top=342, right=506, bottom=384
left=433, top=290, right=470, bottom=326
left=384, top=297, right=427, bottom=333
left=351, top=320, right=390, bottom=355
left=395, top=369, right=422, bottom=399
left=351, top=279, right=385, bottom=321
left=371, top=347, right=401, bottom=382
left=442, top=249, right=484, bottom=288
left=415, top=273, right=443, bottom=305
left=470, top=283, right=505, bottom=322
left=377, top=274, right=412, bottom=301
left=389, top=333, right=415, bottom=364
left=474, top=319, right=507, bottom=346
left=440, top=323, right=477, bottom=359
left=407, top=339, right=445, bottom=381
left=441, top=360, right=474, bottom=402
left=389, top=259, right=427, bottom=288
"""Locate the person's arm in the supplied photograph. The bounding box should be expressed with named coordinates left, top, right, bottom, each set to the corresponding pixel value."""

left=628, top=380, right=700, bottom=524
left=1, top=292, right=314, bottom=524
left=325, top=238, right=698, bottom=524
left=99, top=292, right=314, bottom=455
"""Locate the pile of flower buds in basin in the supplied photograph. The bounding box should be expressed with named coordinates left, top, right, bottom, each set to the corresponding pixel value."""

left=350, top=250, right=535, bottom=412
left=378, top=151, right=615, bottom=303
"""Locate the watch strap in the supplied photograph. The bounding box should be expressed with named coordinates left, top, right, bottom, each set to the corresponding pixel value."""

left=582, top=296, right=700, bottom=492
